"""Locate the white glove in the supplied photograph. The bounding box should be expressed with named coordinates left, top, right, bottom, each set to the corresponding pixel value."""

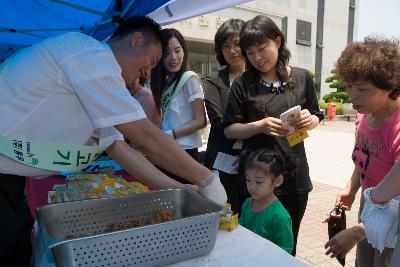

left=198, top=170, right=227, bottom=206
left=361, top=187, right=399, bottom=252
left=164, top=130, right=173, bottom=136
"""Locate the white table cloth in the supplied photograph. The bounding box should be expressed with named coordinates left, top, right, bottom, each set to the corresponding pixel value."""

left=169, top=225, right=308, bottom=267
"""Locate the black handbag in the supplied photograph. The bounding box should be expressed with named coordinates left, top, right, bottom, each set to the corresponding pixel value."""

left=327, top=207, right=346, bottom=266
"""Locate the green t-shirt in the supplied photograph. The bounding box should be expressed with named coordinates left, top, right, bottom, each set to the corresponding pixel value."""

left=239, top=197, right=293, bottom=254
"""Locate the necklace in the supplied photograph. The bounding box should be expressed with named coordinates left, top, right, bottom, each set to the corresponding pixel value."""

left=259, top=78, right=287, bottom=94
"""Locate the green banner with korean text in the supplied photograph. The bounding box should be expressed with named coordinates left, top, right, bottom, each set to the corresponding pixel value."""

left=0, top=136, right=106, bottom=172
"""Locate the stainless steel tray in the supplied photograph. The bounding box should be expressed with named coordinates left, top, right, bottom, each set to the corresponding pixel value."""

left=36, top=189, right=225, bottom=267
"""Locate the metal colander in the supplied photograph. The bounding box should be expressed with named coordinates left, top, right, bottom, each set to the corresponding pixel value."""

left=36, top=189, right=226, bottom=267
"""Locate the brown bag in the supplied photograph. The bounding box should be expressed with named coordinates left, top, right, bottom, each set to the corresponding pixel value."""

left=327, top=207, right=346, bottom=266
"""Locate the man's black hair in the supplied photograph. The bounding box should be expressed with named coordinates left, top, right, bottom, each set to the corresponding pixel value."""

left=110, top=16, right=162, bottom=43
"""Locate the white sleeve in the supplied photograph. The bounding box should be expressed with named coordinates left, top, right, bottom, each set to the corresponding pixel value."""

left=92, top=127, right=125, bottom=147
left=60, top=46, right=146, bottom=128
left=183, top=76, right=204, bottom=103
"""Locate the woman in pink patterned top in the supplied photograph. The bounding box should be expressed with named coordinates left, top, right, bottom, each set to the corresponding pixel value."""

left=128, top=75, right=162, bottom=126
left=353, top=110, right=400, bottom=189
left=325, top=37, right=400, bottom=267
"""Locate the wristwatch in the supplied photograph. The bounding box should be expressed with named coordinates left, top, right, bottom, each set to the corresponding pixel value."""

left=366, top=187, right=373, bottom=201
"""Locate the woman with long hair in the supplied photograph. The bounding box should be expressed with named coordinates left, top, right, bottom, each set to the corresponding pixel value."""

left=151, top=28, right=207, bottom=183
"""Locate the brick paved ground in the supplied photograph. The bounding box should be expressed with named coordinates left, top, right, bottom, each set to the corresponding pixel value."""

left=296, top=181, right=361, bottom=266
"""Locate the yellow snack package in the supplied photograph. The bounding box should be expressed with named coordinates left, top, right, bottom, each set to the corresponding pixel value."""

left=47, top=191, right=57, bottom=204
left=63, top=188, right=86, bottom=201
left=84, top=176, right=105, bottom=193
left=115, top=177, right=130, bottom=187
left=85, top=191, right=100, bottom=200
left=112, top=188, right=130, bottom=197
left=104, top=177, right=116, bottom=188
left=126, top=182, right=149, bottom=193
left=287, top=127, right=308, bottom=147
left=219, top=203, right=238, bottom=231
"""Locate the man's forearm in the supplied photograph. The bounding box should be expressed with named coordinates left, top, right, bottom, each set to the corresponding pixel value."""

left=106, top=140, right=183, bottom=189
left=143, top=134, right=210, bottom=186
left=116, top=119, right=211, bottom=186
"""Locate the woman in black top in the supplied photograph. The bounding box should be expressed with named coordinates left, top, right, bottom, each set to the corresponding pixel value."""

left=224, top=15, right=324, bottom=256
left=204, top=19, right=245, bottom=213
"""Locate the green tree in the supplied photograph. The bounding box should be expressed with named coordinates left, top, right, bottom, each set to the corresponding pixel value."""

left=325, top=69, right=346, bottom=92
left=323, top=69, right=350, bottom=103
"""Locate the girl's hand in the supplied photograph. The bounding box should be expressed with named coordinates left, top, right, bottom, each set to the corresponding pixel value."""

left=290, top=109, right=313, bottom=129
left=258, top=117, right=288, bottom=137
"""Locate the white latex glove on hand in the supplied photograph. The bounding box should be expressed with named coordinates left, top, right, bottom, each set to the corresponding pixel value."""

left=361, top=187, right=399, bottom=252
left=164, top=130, right=173, bottom=136
left=198, top=170, right=227, bottom=206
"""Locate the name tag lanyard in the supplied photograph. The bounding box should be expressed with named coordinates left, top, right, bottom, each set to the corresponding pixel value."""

left=0, top=136, right=106, bottom=172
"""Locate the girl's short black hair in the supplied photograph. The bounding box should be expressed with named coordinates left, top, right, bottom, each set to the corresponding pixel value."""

left=240, top=15, right=293, bottom=89
left=242, top=149, right=297, bottom=178
left=214, top=19, right=245, bottom=66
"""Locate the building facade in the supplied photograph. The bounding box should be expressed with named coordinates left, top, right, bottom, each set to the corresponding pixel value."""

left=168, top=0, right=359, bottom=98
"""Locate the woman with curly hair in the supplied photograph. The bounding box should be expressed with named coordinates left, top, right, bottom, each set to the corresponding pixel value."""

left=223, top=15, right=324, bottom=255
left=325, top=37, right=400, bottom=267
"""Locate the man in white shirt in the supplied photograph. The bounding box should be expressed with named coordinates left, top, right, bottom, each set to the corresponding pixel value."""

left=0, top=16, right=226, bottom=265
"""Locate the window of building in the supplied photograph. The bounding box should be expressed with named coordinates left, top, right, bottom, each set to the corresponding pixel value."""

left=296, top=19, right=312, bottom=46
left=188, top=52, right=218, bottom=80
left=281, top=16, right=288, bottom=38
left=347, top=0, right=356, bottom=43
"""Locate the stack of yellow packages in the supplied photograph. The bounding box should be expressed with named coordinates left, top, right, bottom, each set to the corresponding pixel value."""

left=48, top=174, right=149, bottom=204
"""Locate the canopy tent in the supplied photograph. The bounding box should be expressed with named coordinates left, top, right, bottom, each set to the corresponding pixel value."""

left=0, top=0, right=250, bottom=61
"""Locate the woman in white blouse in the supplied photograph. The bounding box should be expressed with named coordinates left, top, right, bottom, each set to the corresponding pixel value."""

left=151, top=28, right=207, bottom=183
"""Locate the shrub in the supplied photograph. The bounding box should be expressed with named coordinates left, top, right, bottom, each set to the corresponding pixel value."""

left=334, top=102, right=344, bottom=115
left=325, top=69, right=346, bottom=92
left=335, top=92, right=351, bottom=102
left=319, top=101, right=344, bottom=115
left=322, top=92, right=351, bottom=104
left=319, top=101, right=327, bottom=111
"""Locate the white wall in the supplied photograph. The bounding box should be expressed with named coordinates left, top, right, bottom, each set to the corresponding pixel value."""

left=320, top=0, right=350, bottom=97
left=169, top=0, right=358, bottom=98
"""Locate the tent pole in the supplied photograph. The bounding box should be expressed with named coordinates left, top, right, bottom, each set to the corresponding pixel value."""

left=49, top=0, right=110, bottom=17
left=121, top=0, right=138, bottom=18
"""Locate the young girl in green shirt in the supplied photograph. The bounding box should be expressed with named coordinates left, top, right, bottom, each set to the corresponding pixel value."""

left=239, top=149, right=295, bottom=253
